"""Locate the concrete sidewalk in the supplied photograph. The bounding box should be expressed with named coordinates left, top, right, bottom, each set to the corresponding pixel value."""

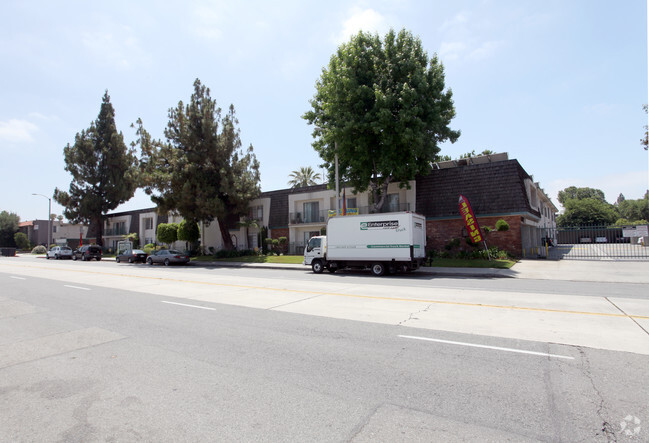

left=197, top=259, right=649, bottom=284
left=21, top=254, right=649, bottom=284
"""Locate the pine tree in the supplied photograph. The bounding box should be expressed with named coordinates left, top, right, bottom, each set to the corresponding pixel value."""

left=135, top=79, right=260, bottom=250
left=54, top=92, right=138, bottom=246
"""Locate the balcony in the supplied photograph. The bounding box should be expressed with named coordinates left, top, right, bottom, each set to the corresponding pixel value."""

left=290, top=210, right=328, bottom=225
left=104, top=227, right=127, bottom=236
left=327, top=203, right=411, bottom=217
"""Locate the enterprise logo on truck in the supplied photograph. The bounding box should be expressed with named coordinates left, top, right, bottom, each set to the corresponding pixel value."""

left=360, top=220, right=399, bottom=230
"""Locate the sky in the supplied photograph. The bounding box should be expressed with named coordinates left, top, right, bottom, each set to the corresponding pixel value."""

left=1, top=0, right=648, bottom=221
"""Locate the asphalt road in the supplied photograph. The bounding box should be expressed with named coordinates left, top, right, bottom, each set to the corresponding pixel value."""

left=1, top=257, right=648, bottom=441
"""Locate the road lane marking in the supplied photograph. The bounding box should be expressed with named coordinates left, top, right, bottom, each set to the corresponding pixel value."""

left=10, top=276, right=26, bottom=280
left=161, top=301, right=216, bottom=311
left=3, top=262, right=649, bottom=321
left=64, top=285, right=90, bottom=291
left=398, top=335, right=575, bottom=360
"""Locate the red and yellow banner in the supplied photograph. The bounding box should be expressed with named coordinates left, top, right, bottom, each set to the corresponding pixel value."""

left=458, top=195, right=483, bottom=243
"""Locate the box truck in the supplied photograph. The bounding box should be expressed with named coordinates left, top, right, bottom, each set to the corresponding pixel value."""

left=303, top=212, right=426, bottom=276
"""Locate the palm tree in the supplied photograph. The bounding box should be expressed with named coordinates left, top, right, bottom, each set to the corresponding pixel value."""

left=237, top=217, right=259, bottom=250
left=288, top=166, right=321, bottom=188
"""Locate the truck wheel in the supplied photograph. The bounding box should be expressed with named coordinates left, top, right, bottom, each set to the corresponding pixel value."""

left=371, top=263, right=386, bottom=276
left=312, top=260, right=324, bottom=274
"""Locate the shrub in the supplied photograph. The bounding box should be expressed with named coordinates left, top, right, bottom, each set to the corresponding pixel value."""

left=31, top=245, right=47, bottom=254
left=143, top=243, right=162, bottom=255
left=157, top=223, right=178, bottom=245
left=444, top=238, right=461, bottom=251
left=14, top=232, right=30, bottom=250
left=495, top=219, right=510, bottom=231
left=214, top=249, right=257, bottom=259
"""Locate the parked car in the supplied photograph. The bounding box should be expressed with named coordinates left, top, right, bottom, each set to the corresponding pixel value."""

left=146, top=249, right=190, bottom=266
left=116, top=249, right=148, bottom=264
left=72, top=245, right=102, bottom=261
left=46, top=246, right=74, bottom=260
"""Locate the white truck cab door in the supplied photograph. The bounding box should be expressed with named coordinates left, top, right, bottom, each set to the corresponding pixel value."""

left=304, top=237, right=323, bottom=264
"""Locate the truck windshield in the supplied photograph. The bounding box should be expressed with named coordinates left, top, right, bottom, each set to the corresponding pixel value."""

left=307, top=237, right=321, bottom=251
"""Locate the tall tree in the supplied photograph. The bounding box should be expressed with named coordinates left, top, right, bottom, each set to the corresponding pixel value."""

left=557, top=186, right=606, bottom=205
left=0, top=210, right=20, bottom=247
left=557, top=198, right=618, bottom=227
left=303, top=28, right=459, bottom=212
left=135, top=79, right=260, bottom=250
left=288, top=166, right=321, bottom=188
left=54, top=92, right=138, bottom=246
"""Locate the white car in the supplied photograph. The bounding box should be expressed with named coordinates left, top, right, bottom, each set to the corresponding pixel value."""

left=46, top=246, right=74, bottom=260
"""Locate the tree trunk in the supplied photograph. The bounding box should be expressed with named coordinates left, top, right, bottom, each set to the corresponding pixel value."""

left=89, top=216, right=104, bottom=247
left=370, top=178, right=391, bottom=213
left=217, top=216, right=234, bottom=250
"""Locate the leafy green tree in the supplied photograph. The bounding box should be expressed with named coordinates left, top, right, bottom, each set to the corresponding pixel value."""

left=156, top=223, right=178, bottom=246
left=288, top=166, right=321, bottom=188
left=54, top=91, right=138, bottom=246
left=617, top=196, right=649, bottom=222
left=177, top=219, right=200, bottom=251
left=14, top=232, right=30, bottom=249
left=557, top=198, right=618, bottom=227
left=557, top=186, right=606, bottom=205
left=0, top=211, right=20, bottom=247
left=303, top=28, right=459, bottom=212
left=135, top=79, right=260, bottom=250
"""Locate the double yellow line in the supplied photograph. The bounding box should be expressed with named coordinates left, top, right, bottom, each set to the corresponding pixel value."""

left=3, top=262, right=649, bottom=320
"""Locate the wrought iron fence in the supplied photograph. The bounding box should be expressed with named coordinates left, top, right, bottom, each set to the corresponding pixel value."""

left=536, top=225, right=649, bottom=260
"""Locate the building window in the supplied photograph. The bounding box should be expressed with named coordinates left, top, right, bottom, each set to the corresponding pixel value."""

left=303, top=202, right=320, bottom=223
left=52, top=225, right=57, bottom=233
left=249, top=205, right=263, bottom=221
left=347, top=197, right=357, bottom=209
left=382, top=194, right=400, bottom=212
left=144, top=217, right=153, bottom=230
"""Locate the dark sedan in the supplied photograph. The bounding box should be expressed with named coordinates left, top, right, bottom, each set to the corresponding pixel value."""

left=115, top=249, right=148, bottom=264
left=146, top=249, right=190, bottom=266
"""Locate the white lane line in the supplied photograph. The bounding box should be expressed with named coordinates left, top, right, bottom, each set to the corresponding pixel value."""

left=161, top=301, right=216, bottom=311
left=64, top=285, right=91, bottom=291
left=10, top=276, right=26, bottom=280
left=398, top=335, right=574, bottom=360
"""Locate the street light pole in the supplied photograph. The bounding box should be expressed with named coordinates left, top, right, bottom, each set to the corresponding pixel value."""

left=32, top=193, right=51, bottom=249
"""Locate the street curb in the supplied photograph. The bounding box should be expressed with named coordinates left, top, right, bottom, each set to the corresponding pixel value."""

left=187, top=261, right=515, bottom=278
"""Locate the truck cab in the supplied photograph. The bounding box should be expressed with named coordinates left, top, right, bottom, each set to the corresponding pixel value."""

left=303, top=235, right=326, bottom=267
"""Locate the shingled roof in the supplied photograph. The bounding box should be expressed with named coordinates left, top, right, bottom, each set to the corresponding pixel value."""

left=416, top=159, right=540, bottom=219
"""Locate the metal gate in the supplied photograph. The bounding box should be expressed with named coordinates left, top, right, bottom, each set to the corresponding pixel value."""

left=538, top=225, right=649, bottom=260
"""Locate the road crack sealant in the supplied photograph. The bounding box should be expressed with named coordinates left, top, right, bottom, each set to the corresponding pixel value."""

left=576, top=347, right=617, bottom=442
left=605, top=297, right=649, bottom=337
left=398, top=304, right=433, bottom=326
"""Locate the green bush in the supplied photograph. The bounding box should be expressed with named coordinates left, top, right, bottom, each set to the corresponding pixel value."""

left=214, top=249, right=257, bottom=259
left=444, top=238, right=461, bottom=251
left=495, top=219, right=510, bottom=231
left=14, top=232, right=30, bottom=250
left=31, top=245, right=47, bottom=254
left=143, top=243, right=162, bottom=255
left=157, top=223, right=178, bottom=245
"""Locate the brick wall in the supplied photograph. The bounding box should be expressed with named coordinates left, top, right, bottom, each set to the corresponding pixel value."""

left=426, top=215, right=522, bottom=256
left=270, top=228, right=289, bottom=240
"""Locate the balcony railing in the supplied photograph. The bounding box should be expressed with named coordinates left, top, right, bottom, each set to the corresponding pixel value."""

left=289, top=203, right=411, bottom=225
left=104, top=227, right=127, bottom=236
left=289, top=210, right=328, bottom=225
